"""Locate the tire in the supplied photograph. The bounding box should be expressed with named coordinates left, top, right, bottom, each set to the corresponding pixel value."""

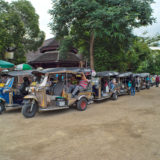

left=147, top=85, right=150, bottom=89
left=137, top=88, right=140, bottom=92
left=0, top=103, right=5, bottom=114
left=77, top=98, right=88, bottom=111
left=22, top=101, right=38, bottom=118
left=112, top=93, right=118, bottom=100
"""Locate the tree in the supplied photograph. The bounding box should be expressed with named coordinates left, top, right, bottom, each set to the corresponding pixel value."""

left=126, top=37, right=152, bottom=72
left=49, top=0, right=154, bottom=70
left=0, top=0, right=45, bottom=64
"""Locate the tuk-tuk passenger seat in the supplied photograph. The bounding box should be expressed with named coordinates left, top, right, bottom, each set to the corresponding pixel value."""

left=53, top=81, right=64, bottom=96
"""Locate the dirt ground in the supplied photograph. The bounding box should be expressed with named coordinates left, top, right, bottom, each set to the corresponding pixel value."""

left=0, top=87, right=160, bottom=160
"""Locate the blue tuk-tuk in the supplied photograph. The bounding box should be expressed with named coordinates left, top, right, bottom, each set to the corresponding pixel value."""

left=0, top=70, right=33, bottom=114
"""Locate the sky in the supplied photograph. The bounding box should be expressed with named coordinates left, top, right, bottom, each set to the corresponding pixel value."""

left=6, top=0, right=160, bottom=39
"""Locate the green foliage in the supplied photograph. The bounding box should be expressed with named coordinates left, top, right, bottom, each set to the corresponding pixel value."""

left=59, top=37, right=73, bottom=59
left=49, top=0, right=155, bottom=71
left=0, top=0, right=45, bottom=64
left=143, top=34, right=160, bottom=47
left=146, top=51, right=160, bottom=75
left=126, top=38, right=151, bottom=71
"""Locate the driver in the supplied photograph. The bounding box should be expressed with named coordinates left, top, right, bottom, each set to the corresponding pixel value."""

left=20, top=77, right=30, bottom=95
left=71, top=75, right=88, bottom=97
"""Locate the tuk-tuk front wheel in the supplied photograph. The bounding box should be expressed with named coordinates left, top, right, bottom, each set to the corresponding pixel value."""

left=22, top=100, right=38, bottom=118
left=137, top=87, right=140, bottom=92
left=0, top=103, right=5, bottom=114
left=77, top=98, right=88, bottom=111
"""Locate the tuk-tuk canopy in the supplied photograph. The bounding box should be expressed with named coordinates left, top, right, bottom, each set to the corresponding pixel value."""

left=8, top=70, right=33, bottom=77
left=118, top=72, right=132, bottom=78
left=32, top=67, right=92, bottom=75
left=96, top=71, right=119, bottom=77
left=139, top=73, right=150, bottom=78
left=133, top=73, right=141, bottom=77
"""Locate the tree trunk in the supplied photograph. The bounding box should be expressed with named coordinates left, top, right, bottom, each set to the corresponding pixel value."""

left=90, top=31, right=95, bottom=70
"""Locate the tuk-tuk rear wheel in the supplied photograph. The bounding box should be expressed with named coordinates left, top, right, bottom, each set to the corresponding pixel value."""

left=147, top=85, right=150, bottom=89
left=77, top=98, right=88, bottom=111
left=22, top=101, right=38, bottom=118
left=112, top=93, right=118, bottom=100
left=0, top=103, right=5, bottom=114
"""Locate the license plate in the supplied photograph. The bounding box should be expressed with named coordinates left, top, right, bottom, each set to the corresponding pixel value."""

left=59, top=101, right=65, bottom=106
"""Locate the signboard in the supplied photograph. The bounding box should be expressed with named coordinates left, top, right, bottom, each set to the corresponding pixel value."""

left=5, top=52, right=14, bottom=59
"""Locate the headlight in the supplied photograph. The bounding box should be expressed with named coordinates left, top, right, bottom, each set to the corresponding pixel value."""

left=26, top=87, right=35, bottom=93
left=25, top=87, right=29, bottom=91
left=36, top=87, right=43, bottom=91
left=3, top=89, right=10, bottom=93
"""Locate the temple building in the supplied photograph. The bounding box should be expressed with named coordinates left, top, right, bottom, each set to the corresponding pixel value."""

left=26, top=38, right=84, bottom=68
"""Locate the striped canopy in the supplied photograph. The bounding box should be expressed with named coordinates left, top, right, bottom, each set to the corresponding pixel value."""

left=15, top=64, right=32, bottom=70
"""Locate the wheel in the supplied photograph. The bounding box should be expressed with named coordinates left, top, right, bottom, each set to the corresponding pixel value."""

left=0, top=103, right=5, bottom=114
left=112, top=93, right=118, bottom=100
left=147, top=85, right=150, bottom=89
left=137, top=87, right=140, bottom=92
left=22, top=100, right=38, bottom=118
left=77, top=98, right=88, bottom=111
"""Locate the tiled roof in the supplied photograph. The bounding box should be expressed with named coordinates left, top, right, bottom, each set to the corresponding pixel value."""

left=29, top=51, right=81, bottom=64
left=26, top=38, right=79, bottom=62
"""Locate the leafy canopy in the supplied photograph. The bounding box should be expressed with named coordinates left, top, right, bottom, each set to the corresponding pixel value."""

left=0, top=0, right=45, bottom=64
left=50, top=0, right=154, bottom=71
left=50, top=0, right=154, bottom=37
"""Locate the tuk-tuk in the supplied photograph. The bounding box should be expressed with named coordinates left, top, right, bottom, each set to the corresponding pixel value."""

left=133, top=73, right=141, bottom=92
left=92, top=71, right=119, bottom=101
left=0, top=73, right=8, bottom=88
left=0, top=70, right=33, bottom=114
left=22, top=68, right=93, bottom=118
left=139, top=73, right=150, bottom=89
left=116, top=72, right=132, bottom=95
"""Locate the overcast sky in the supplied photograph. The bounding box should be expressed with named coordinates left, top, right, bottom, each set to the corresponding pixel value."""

left=7, top=0, right=160, bottom=39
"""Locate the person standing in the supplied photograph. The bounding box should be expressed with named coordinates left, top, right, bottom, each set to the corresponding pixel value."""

left=156, top=75, right=159, bottom=87
left=131, top=77, right=136, bottom=96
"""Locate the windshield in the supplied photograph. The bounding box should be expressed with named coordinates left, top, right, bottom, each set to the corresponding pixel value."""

left=92, top=78, right=100, bottom=86
left=39, top=75, right=48, bottom=87
left=5, top=78, right=14, bottom=88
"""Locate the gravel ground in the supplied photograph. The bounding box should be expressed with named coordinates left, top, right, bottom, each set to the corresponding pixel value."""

left=0, top=87, right=160, bottom=160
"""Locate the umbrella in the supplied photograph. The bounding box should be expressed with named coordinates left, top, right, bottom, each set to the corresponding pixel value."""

left=15, top=64, right=32, bottom=70
left=0, top=60, right=14, bottom=68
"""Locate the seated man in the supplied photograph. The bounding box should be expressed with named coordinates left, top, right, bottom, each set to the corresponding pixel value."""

left=19, top=77, right=30, bottom=96
left=71, top=75, right=88, bottom=97
left=67, top=75, right=77, bottom=93
left=46, top=77, right=56, bottom=95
